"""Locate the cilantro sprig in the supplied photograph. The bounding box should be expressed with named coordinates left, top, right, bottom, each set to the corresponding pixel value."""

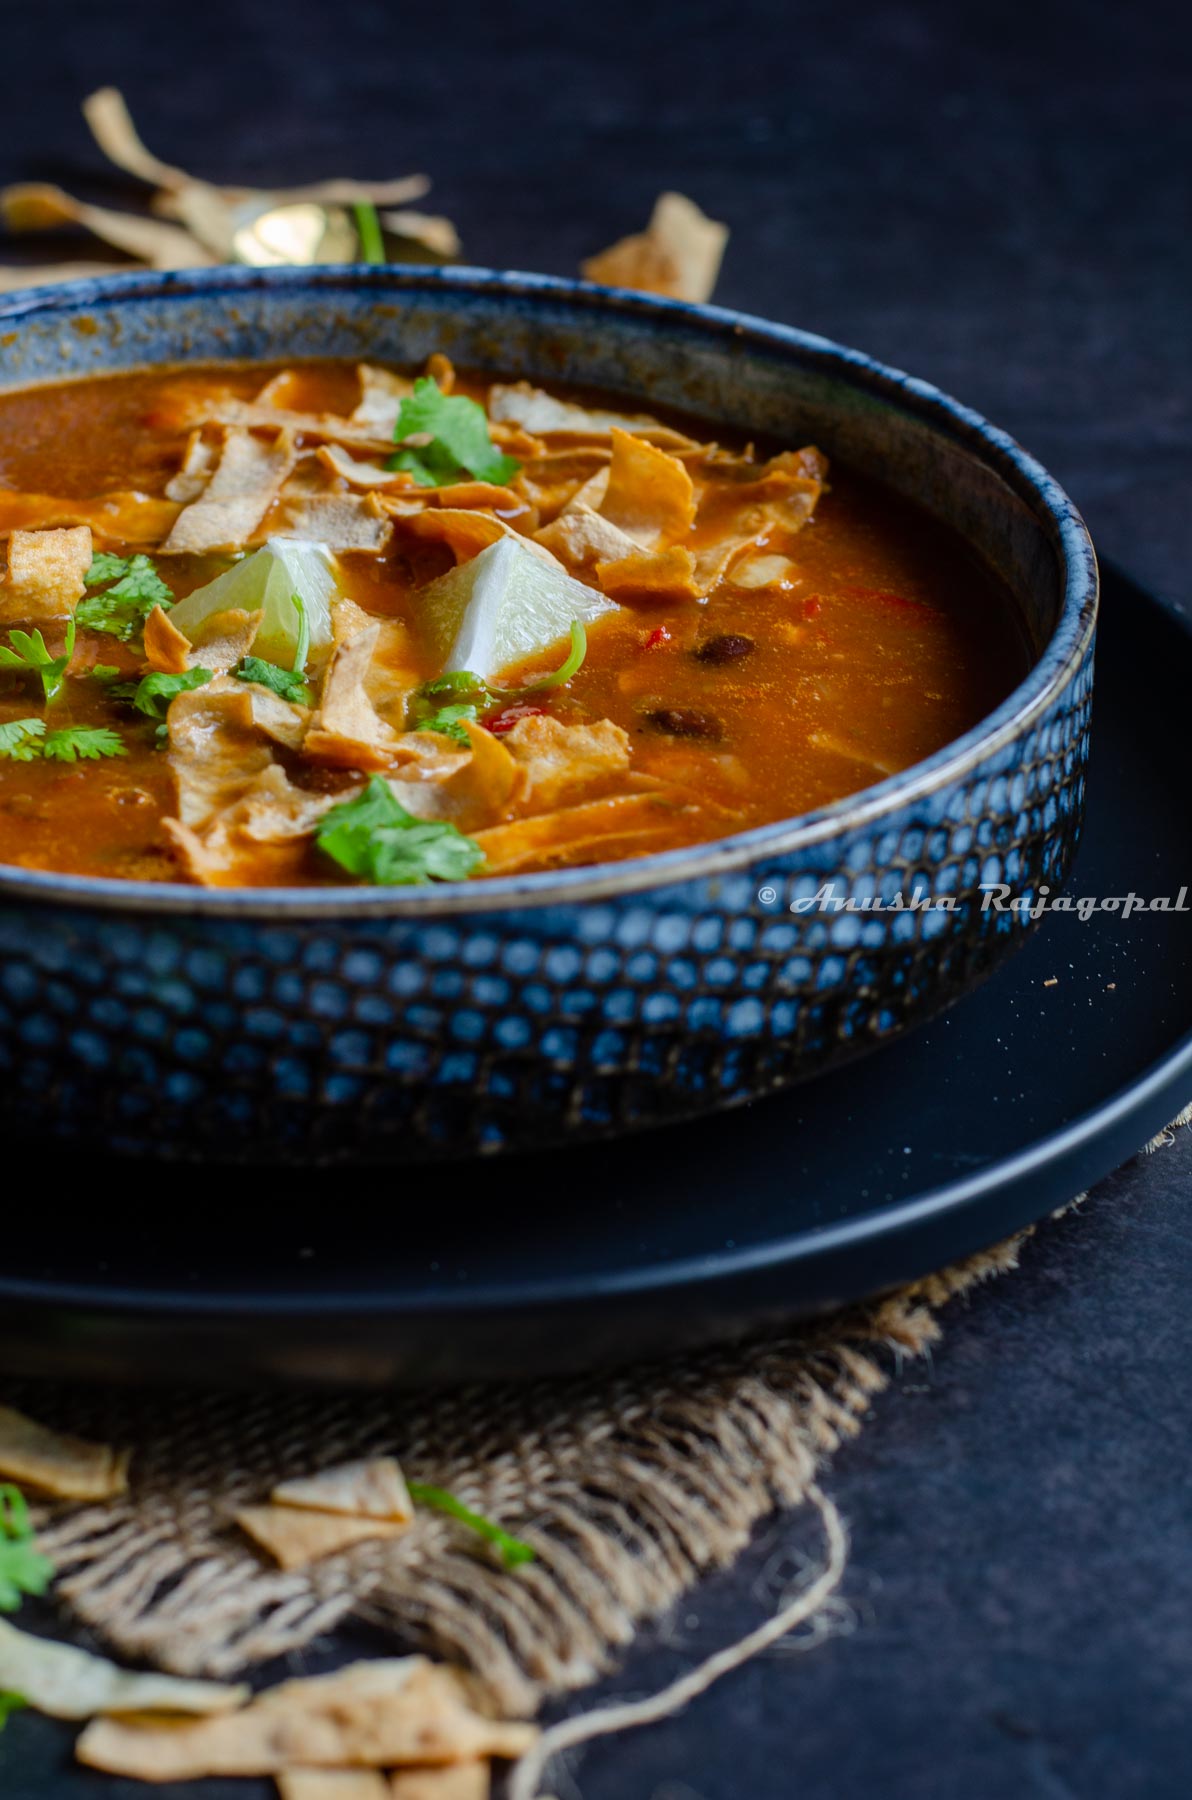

left=410, top=620, right=588, bottom=740
left=0, top=718, right=126, bottom=763
left=315, top=775, right=485, bottom=886
left=0, top=618, right=76, bottom=703
left=388, top=378, right=520, bottom=489
left=408, top=1482, right=535, bottom=1569
left=0, top=1486, right=54, bottom=1614
left=234, top=594, right=312, bottom=704
left=76, top=553, right=173, bottom=642
left=130, top=667, right=213, bottom=721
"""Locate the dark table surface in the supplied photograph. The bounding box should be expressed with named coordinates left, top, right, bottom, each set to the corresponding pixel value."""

left=1, top=1, right=1190, bottom=1795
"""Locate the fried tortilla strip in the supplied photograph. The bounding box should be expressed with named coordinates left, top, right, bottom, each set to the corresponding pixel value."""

left=582, top=191, right=728, bottom=303
left=316, top=445, right=421, bottom=493
left=0, top=1404, right=129, bottom=1500
left=0, top=489, right=180, bottom=548
left=0, top=526, right=92, bottom=626
left=398, top=508, right=561, bottom=568
left=600, top=429, right=695, bottom=548
left=389, top=1766, right=490, bottom=1800
left=278, top=1774, right=391, bottom=1800
left=390, top=721, right=522, bottom=831
left=178, top=399, right=396, bottom=458
left=273, top=1458, right=414, bottom=1523
left=352, top=364, right=416, bottom=433
left=304, top=620, right=404, bottom=769
left=143, top=604, right=192, bottom=674
left=270, top=492, right=394, bottom=554
left=382, top=210, right=461, bottom=259
left=244, top=686, right=311, bottom=752
left=163, top=429, right=297, bottom=555
left=0, top=1618, right=247, bottom=1721
left=473, top=792, right=684, bottom=874
left=166, top=429, right=219, bottom=503
left=76, top=1658, right=538, bottom=1779
left=533, top=506, right=638, bottom=576
left=236, top=1505, right=410, bottom=1571
left=169, top=765, right=331, bottom=887
left=168, top=680, right=275, bottom=829
left=488, top=382, right=670, bottom=440
left=82, top=86, right=193, bottom=190
left=0, top=183, right=213, bottom=269
left=503, top=716, right=631, bottom=813
left=596, top=544, right=702, bottom=605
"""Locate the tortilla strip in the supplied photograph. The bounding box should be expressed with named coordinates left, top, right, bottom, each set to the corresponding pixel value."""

left=167, top=680, right=275, bottom=830
left=600, top=429, right=695, bottom=548
left=0, top=489, right=180, bottom=549
left=396, top=508, right=561, bottom=569
left=163, top=429, right=297, bottom=555
left=82, top=86, right=430, bottom=212
left=189, top=607, right=263, bottom=674
left=473, top=792, right=685, bottom=874
left=0, top=526, right=92, bottom=626
left=142, top=605, right=192, bottom=674
left=175, top=398, right=396, bottom=458
left=76, top=1658, right=538, bottom=1779
left=279, top=1775, right=391, bottom=1800
left=388, top=721, right=522, bottom=832
left=236, top=1504, right=410, bottom=1571
left=304, top=621, right=404, bottom=769
left=316, top=445, right=420, bottom=493
left=352, top=364, right=415, bottom=433
left=244, top=687, right=311, bottom=752
left=0, top=183, right=213, bottom=270
left=389, top=1766, right=490, bottom=1800
left=168, top=765, right=331, bottom=887
left=581, top=191, right=728, bottom=303
left=270, top=492, right=393, bottom=554
left=382, top=210, right=462, bottom=259
left=533, top=505, right=639, bottom=576
left=731, top=551, right=798, bottom=589
left=503, top=716, right=631, bottom=813
left=0, top=1618, right=247, bottom=1721
left=0, top=1404, right=129, bottom=1500
left=273, top=1458, right=414, bottom=1523
left=166, top=429, right=219, bottom=504
left=488, top=382, right=667, bottom=439
left=596, top=544, right=702, bottom=605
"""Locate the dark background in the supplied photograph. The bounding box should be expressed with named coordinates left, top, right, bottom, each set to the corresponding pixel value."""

left=1, top=1, right=1190, bottom=1795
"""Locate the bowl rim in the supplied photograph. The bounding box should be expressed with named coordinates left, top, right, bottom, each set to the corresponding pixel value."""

left=0, top=263, right=1098, bottom=918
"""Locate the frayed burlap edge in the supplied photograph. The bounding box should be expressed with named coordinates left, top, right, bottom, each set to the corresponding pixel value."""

left=14, top=1103, right=1190, bottom=1732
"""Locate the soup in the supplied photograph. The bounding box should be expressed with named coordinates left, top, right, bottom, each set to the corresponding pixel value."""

left=0, top=358, right=1026, bottom=887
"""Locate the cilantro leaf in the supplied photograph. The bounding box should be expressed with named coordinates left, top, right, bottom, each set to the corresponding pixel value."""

left=415, top=701, right=479, bottom=746
left=388, top=378, right=520, bottom=488
left=315, top=775, right=485, bottom=886
left=0, top=1486, right=55, bottom=1614
left=0, top=718, right=46, bottom=761
left=42, top=726, right=127, bottom=763
left=407, top=1482, right=535, bottom=1569
left=77, top=555, right=173, bottom=642
left=0, top=617, right=76, bottom=703
left=0, top=1692, right=26, bottom=1731
left=235, top=657, right=312, bottom=705
left=131, top=666, right=213, bottom=721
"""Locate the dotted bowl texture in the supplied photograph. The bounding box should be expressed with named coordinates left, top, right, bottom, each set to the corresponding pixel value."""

left=0, top=269, right=1097, bottom=1163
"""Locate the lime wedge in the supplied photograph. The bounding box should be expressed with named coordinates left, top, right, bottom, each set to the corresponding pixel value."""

left=166, top=538, right=338, bottom=666
left=418, top=537, right=618, bottom=682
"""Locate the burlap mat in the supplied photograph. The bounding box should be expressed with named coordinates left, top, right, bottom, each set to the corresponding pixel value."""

left=11, top=1103, right=1190, bottom=1780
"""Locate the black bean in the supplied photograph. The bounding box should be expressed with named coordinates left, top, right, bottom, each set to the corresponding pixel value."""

left=646, top=707, right=723, bottom=741
left=695, top=633, right=755, bottom=665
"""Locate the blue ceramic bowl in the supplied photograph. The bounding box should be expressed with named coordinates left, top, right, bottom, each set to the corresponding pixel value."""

left=0, top=267, right=1097, bottom=1162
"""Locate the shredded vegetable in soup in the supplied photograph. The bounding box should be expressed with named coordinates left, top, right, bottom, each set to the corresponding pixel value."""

left=0, top=358, right=1026, bottom=887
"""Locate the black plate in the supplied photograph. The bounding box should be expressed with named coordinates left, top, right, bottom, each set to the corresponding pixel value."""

left=1, top=563, right=1188, bottom=1387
